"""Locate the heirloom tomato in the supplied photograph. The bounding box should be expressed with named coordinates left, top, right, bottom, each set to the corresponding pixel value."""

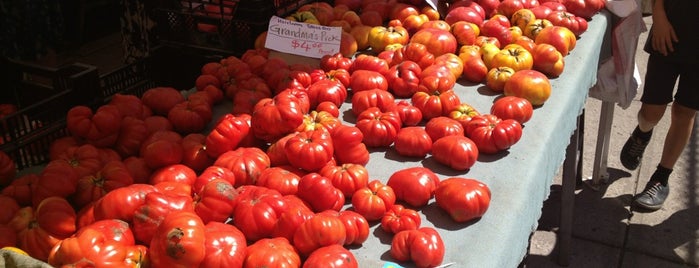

left=272, top=195, right=314, bottom=242
left=490, top=44, right=534, bottom=72
left=503, top=69, right=552, bottom=106
left=435, top=177, right=491, bottom=222
left=534, top=25, right=577, bottom=56
left=490, top=96, right=534, bottom=124
left=387, top=167, right=440, bottom=207
left=73, top=160, right=134, bottom=208
left=141, top=87, right=185, bottom=116
left=349, top=54, right=390, bottom=75
left=66, top=105, right=122, bottom=142
left=168, top=99, right=213, bottom=134
left=256, top=166, right=301, bottom=196
left=486, top=66, right=516, bottom=92
left=181, top=133, right=214, bottom=172
left=321, top=52, right=353, bottom=71
left=367, top=25, right=410, bottom=52
left=351, top=180, right=397, bottom=221
left=424, top=116, right=464, bottom=142
left=330, top=124, right=370, bottom=165
left=411, top=89, right=461, bottom=121
left=244, top=237, right=301, bottom=268
left=201, top=221, right=247, bottom=268
left=448, top=102, right=480, bottom=129
left=132, top=191, right=195, bottom=245
left=1, top=174, right=37, bottom=206
left=285, top=129, right=334, bottom=172
left=349, top=69, right=388, bottom=93
left=465, top=114, right=523, bottom=154
left=194, top=166, right=236, bottom=193
left=9, top=196, right=76, bottom=261
left=113, top=116, right=148, bottom=158
left=0, top=195, right=19, bottom=224
left=303, top=244, right=358, bottom=268
left=214, top=147, right=270, bottom=186
left=393, top=126, right=432, bottom=158
left=149, top=211, right=206, bottom=268
left=332, top=210, right=370, bottom=246
left=319, top=163, right=369, bottom=198
left=293, top=210, right=347, bottom=256
left=532, top=43, right=565, bottom=78
left=296, top=110, right=342, bottom=133
left=432, top=135, right=479, bottom=170
left=390, top=43, right=435, bottom=70
left=546, top=10, right=588, bottom=37
left=409, top=28, right=458, bottom=56
left=193, top=178, right=237, bottom=224
left=306, top=79, right=348, bottom=109
left=390, top=227, right=445, bottom=268
left=310, top=69, right=351, bottom=88
left=231, top=185, right=286, bottom=241
left=92, top=183, right=157, bottom=222
left=205, top=113, right=251, bottom=158
left=385, top=60, right=422, bottom=98
left=250, top=95, right=305, bottom=143
left=296, top=173, right=345, bottom=212
left=317, top=101, right=340, bottom=117
left=523, top=18, right=554, bottom=40
left=149, top=163, right=197, bottom=186
left=32, top=161, right=79, bottom=207
left=351, top=88, right=396, bottom=116
left=355, top=107, right=402, bottom=148
left=387, top=100, right=423, bottom=127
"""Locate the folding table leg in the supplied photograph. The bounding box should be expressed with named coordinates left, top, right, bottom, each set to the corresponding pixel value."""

left=558, top=112, right=583, bottom=266
left=586, top=100, right=615, bottom=190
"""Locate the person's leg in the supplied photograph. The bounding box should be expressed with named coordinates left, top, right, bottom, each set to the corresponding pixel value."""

left=634, top=60, right=699, bottom=210
left=620, top=54, right=678, bottom=170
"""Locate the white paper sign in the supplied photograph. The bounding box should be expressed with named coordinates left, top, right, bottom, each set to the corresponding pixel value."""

left=265, top=16, right=342, bottom=59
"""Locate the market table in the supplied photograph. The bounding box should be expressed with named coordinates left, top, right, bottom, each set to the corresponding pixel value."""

left=337, top=11, right=612, bottom=268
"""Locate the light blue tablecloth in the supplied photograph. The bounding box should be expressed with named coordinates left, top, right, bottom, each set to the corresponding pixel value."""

left=345, top=11, right=612, bottom=268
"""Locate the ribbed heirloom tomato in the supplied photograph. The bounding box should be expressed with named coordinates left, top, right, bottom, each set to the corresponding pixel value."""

left=435, top=177, right=492, bottom=222
left=390, top=227, right=445, bottom=268
left=149, top=211, right=206, bottom=267
left=504, top=69, right=552, bottom=106
left=431, top=135, right=479, bottom=171
left=490, top=96, right=534, bottom=124
left=351, top=180, right=397, bottom=221
left=387, top=167, right=440, bottom=207
left=465, top=114, right=523, bottom=154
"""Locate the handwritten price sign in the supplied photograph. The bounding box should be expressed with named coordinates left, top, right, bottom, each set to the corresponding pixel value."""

left=265, top=16, right=341, bottom=58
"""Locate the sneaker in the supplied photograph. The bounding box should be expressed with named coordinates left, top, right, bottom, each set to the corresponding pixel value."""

left=634, top=181, right=669, bottom=211
left=620, top=133, right=650, bottom=170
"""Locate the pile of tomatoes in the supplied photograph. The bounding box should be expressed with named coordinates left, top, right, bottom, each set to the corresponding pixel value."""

left=0, top=0, right=606, bottom=267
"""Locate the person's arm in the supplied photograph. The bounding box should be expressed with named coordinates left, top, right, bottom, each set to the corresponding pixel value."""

left=650, top=0, right=678, bottom=56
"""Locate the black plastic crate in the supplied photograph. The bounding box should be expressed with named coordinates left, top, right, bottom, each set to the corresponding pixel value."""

left=151, top=0, right=316, bottom=56
left=0, top=58, right=100, bottom=170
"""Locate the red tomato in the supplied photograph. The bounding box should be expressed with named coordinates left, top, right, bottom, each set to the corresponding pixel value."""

left=465, top=114, right=523, bottom=154
left=296, top=110, right=343, bottom=134
left=328, top=210, right=370, bottom=246
left=32, top=161, right=79, bottom=207
left=149, top=163, right=197, bottom=186
left=284, top=130, right=334, bottom=172
left=330, top=124, right=370, bottom=165
left=9, top=196, right=77, bottom=261
left=349, top=70, right=389, bottom=94
left=387, top=100, right=423, bottom=127
left=385, top=60, right=422, bottom=98
left=231, top=185, right=287, bottom=242
left=390, top=43, right=435, bottom=70
left=73, top=160, right=134, bottom=208
left=448, top=102, right=480, bottom=130
left=316, top=101, right=341, bottom=117
left=167, top=99, right=213, bottom=134
left=214, top=147, right=271, bottom=187
left=1, top=174, right=37, bottom=206
left=321, top=52, right=353, bottom=72
left=140, top=130, right=184, bottom=170
left=193, top=178, right=236, bottom=224
left=306, top=79, right=348, bottom=109
left=349, top=55, right=390, bottom=76
left=256, top=167, right=301, bottom=196
left=296, top=173, right=345, bottom=212
left=141, top=87, right=186, bottom=116
left=435, top=177, right=491, bottom=222
left=411, top=89, right=461, bottom=121
left=424, top=116, right=464, bottom=142
left=113, top=116, right=148, bottom=158
left=132, top=192, right=195, bottom=245
left=387, top=167, right=440, bottom=207
left=319, top=163, right=369, bottom=198
left=409, top=28, right=458, bottom=56
left=0, top=195, right=19, bottom=224
left=490, top=96, right=534, bottom=124
left=390, top=227, right=445, bottom=268
left=351, top=88, right=396, bottom=116
left=149, top=211, right=206, bottom=268
left=66, top=105, right=122, bottom=142
left=293, top=211, right=347, bottom=256
left=205, top=113, right=251, bottom=158
left=432, top=135, right=480, bottom=170
left=250, top=95, right=306, bottom=143
left=272, top=196, right=314, bottom=242
left=181, top=133, right=215, bottom=173
left=351, top=180, right=396, bottom=221
left=381, top=204, right=421, bottom=234
left=355, top=107, right=402, bottom=148
left=48, top=219, right=139, bottom=267
left=303, top=244, right=359, bottom=268
left=486, top=66, right=516, bottom=93
left=202, top=222, right=247, bottom=267
left=244, top=237, right=301, bottom=268
left=393, top=126, right=433, bottom=158
left=193, top=166, right=236, bottom=194
left=503, top=69, right=552, bottom=106
left=92, top=183, right=157, bottom=223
